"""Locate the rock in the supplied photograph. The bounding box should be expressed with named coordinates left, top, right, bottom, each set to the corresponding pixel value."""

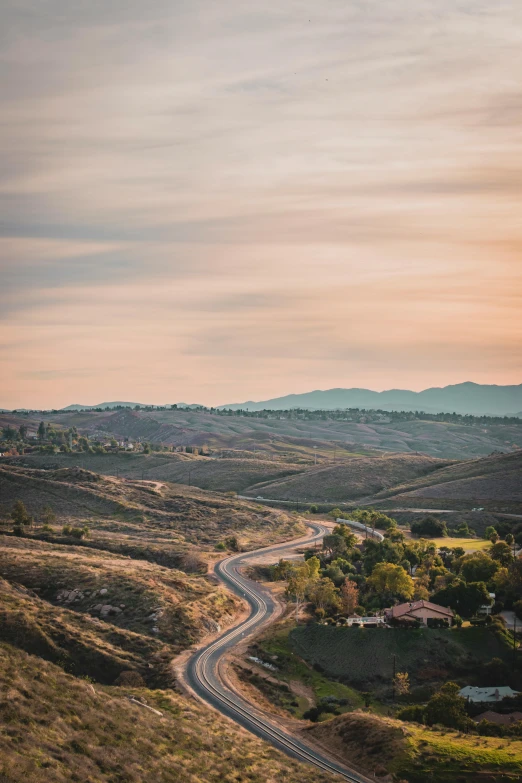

left=151, top=626, right=160, bottom=634
left=99, top=588, right=108, bottom=596
left=119, top=604, right=126, bottom=609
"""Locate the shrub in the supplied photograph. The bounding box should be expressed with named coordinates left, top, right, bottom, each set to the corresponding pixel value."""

left=397, top=705, right=426, bottom=724
left=309, top=505, right=318, bottom=513
left=113, top=670, right=146, bottom=687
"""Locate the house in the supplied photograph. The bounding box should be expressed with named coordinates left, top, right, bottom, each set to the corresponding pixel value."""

left=384, top=600, right=454, bottom=627
left=473, top=710, right=522, bottom=725
left=459, top=686, right=520, bottom=704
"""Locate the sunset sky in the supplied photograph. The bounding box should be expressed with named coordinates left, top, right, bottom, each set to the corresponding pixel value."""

left=1, top=1, right=522, bottom=409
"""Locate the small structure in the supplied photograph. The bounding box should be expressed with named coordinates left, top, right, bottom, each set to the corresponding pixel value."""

left=459, top=686, right=520, bottom=704
left=345, top=616, right=386, bottom=627
left=384, top=600, right=454, bottom=627
left=478, top=592, right=496, bottom=616
left=473, top=710, right=522, bottom=725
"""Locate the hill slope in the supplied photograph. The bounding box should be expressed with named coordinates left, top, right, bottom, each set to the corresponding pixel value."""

left=0, top=643, right=336, bottom=783
left=374, top=450, right=522, bottom=510
left=243, top=454, right=451, bottom=503
left=305, top=711, right=522, bottom=782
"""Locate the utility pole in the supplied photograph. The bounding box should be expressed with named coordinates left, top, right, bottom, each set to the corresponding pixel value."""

left=392, top=654, right=397, bottom=701
left=514, top=612, right=518, bottom=672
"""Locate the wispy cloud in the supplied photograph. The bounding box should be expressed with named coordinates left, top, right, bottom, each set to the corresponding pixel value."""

left=1, top=1, right=522, bottom=407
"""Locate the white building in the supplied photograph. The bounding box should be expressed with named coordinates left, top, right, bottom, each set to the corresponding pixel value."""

left=459, top=686, right=519, bottom=704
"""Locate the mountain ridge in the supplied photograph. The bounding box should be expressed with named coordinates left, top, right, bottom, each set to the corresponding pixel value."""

left=218, top=382, right=522, bottom=416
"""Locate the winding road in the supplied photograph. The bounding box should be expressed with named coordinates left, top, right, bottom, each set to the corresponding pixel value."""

left=185, top=523, right=373, bottom=782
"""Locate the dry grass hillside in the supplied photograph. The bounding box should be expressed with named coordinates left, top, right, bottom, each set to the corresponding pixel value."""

left=243, top=454, right=450, bottom=503
left=6, top=450, right=309, bottom=492
left=0, top=465, right=306, bottom=561
left=305, top=711, right=522, bottom=782
left=0, top=643, right=338, bottom=783
left=373, top=450, right=522, bottom=511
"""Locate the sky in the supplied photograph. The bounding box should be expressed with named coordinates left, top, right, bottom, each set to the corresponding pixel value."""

left=1, top=0, right=522, bottom=409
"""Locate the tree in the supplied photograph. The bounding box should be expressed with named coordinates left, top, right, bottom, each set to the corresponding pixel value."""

left=340, top=578, right=359, bottom=616
left=431, top=579, right=490, bottom=618
left=331, top=523, right=357, bottom=549
left=2, top=425, right=17, bottom=441
left=460, top=552, right=498, bottom=583
left=37, top=421, right=46, bottom=442
left=11, top=500, right=30, bottom=527
left=424, top=682, right=472, bottom=730
left=286, top=564, right=310, bottom=620
left=367, top=563, right=414, bottom=600
left=305, top=555, right=321, bottom=581
left=489, top=541, right=514, bottom=568
left=42, top=505, right=56, bottom=526
left=410, top=516, right=447, bottom=537
left=484, top=526, right=498, bottom=542
left=393, top=672, right=410, bottom=697
left=322, top=534, right=348, bottom=561
left=308, top=577, right=339, bottom=613
left=18, top=424, right=28, bottom=440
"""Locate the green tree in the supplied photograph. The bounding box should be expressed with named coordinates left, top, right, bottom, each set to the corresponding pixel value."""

left=424, top=682, right=472, bottom=730
left=460, top=552, right=498, bottom=583
left=308, top=577, right=339, bottom=613
left=11, top=500, right=30, bottom=526
left=489, top=541, right=514, bottom=567
left=484, top=526, right=498, bottom=542
left=410, top=516, right=447, bottom=537
left=286, top=564, right=310, bottom=620
left=2, top=425, right=17, bottom=441
left=367, top=563, right=414, bottom=600
left=18, top=424, right=28, bottom=440
left=431, top=579, right=490, bottom=618
left=37, top=421, right=46, bottom=442
left=42, top=505, right=56, bottom=526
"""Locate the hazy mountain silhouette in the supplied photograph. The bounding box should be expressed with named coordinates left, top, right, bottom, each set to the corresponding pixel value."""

left=219, top=382, right=522, bottom=416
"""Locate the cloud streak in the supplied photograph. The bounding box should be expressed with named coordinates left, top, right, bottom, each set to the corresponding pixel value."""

left=1, top=1, right=522, bottom=407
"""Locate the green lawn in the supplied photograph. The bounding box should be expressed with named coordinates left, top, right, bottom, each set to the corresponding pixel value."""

left=429, top=536, right=491, bottom=552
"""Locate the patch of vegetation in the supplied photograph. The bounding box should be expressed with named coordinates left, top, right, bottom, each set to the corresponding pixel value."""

left=289, top=625, right=513, bottom=690
left=305, top=711, right=522, bottom=782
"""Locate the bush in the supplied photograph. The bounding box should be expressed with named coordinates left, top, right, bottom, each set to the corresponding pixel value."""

left=113, top=670, right=146, bottom=687
left=397, top=705, right=426, bottom=724
left=309, top=505, right=318, bottom=514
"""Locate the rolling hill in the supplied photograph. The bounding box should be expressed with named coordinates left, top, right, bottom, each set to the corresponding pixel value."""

left=242, top=454, right=451, bottom=503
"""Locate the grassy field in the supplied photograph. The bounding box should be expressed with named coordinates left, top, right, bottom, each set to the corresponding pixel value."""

left=306, top=711, right=522, bottom=782
left=0, top=643, right=338, bottom=783
left=428, top=536, right=491, bottom=551
left=289, top=625, right=513, bottom=690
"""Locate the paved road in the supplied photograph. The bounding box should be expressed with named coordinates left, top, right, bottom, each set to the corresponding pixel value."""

left=185, top=524, right=373, bottom=782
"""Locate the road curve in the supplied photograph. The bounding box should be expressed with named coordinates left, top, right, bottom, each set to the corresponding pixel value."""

left=185, top=523, right=373, bottom=783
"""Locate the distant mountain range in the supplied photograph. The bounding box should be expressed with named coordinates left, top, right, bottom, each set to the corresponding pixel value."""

left=218, top=382, right=522, bottom=416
